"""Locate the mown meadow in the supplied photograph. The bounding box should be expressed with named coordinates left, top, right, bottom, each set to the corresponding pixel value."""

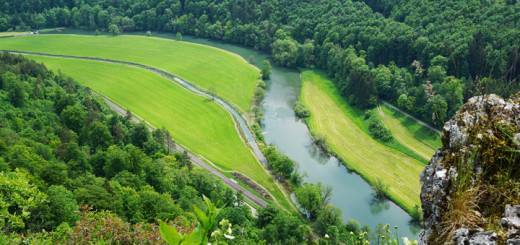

left=379, top=105, right=441, bottom=161
left=0, top=34, right=259, bottom=112
left=301, top=70, right=425, bottom=212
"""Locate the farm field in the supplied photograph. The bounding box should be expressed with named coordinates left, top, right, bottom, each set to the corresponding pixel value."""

left=378, top=104, right=441, bottom=161
left=27, top=55, right=291, bottom=209
left=301, top=70, right=424, bottom=212
left=0, top=34, right=259, bottom=112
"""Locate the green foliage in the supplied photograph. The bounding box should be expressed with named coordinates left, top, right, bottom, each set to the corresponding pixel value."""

left=316, top=204, right=342, bottom=235
left=0, top=53, right=292, bottom=244
left=294, top=101, right=310, bottom=118
left=311, top=131, right=328, bottom=153
left=44, top=185, right=80, bottom=229
left=256, top=205, right=309, bottom=244
left=160, top=220, right=203, bottom=245
left=108, top=24, right=119, bottom=36
left=410, top=204, right=423, bottom=225
left=0, top=170, right=47, bottom=232
left=294, top=182, right=332, bottom=220
left=160, top=195, right=223, bottom=245
left=207, top=85, right=217, bottom=100
left=345, top=219, right=361, bottom=234
left=373, top=178, right=389, bottom=199
left=60, top=105, right=86, bottom=133
left=367, top=114, right=394, bottom=143
left=261, top=60, right=271, bottom=80
left=263, top=145, right=296, bottom=182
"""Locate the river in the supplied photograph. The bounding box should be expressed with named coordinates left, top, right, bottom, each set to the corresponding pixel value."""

left=43, top=29, right=421, bottom=239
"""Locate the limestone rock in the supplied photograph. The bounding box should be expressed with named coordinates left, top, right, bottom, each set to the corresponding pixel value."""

left=419, top=94, right=520, bottom=244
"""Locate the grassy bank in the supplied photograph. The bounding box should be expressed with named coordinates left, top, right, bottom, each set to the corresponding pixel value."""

left=300, top=70, right=424, bottom=212
left=0, top=34, right=259, bottom=112
left=28, top=55, right=292, bottom=210
left=379, top=104, right=441, bottom=161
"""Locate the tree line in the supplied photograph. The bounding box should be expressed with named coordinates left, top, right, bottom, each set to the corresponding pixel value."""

left=1, top=0, right=519, bottom=126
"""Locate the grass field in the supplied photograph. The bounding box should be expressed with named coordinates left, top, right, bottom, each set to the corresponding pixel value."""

left=301, top=70, right=424, bottom=212
left=27, top=55, right=291, bottom=210
left=378, top=104, right=441, bottom=161
left=0, top=34, right=259, bottom=112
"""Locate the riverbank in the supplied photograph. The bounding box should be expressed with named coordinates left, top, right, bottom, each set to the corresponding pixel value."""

left=300, top=70, right=424, bottom=213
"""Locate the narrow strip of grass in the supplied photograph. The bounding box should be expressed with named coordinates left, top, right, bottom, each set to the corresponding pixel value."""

left=379, top=104, right=441, bottom=161
left=0, top=31, right=30, bottom=37
left=0, top=34, right=259, bottom=112
left=300, top=70, right=423, bottom=212
left=27, top=55, right=292, bottom=210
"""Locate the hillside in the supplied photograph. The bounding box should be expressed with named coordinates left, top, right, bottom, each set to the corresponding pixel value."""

left=0, top=52, right=309, bottom=244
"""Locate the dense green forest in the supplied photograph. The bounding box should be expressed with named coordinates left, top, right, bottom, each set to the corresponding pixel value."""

left=1, top=0, right=519, bottom=126
left=0, top=52, right=327, bottom=244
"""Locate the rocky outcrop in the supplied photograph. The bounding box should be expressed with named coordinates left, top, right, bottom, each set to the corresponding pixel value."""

left=419, top=94, right=520, bottom=244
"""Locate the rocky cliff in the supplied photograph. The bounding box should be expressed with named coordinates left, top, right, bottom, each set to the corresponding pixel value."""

left=419, top=94, right=520, bottom=244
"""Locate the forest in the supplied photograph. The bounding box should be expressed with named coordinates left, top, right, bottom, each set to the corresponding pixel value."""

left=1, top=0, right=520, bottom=244
left=1, top=0, right=519, bottom=126
left=0, top=52, right=325, bottom=244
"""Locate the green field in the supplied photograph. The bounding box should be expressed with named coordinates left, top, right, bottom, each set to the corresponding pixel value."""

left=0, top=34, right=259, bottom=112
left=27, top=55, right=291, bottom=210
left=301, top=70, right=424, bottom=212
left=378, top=104, right=441, bottom=161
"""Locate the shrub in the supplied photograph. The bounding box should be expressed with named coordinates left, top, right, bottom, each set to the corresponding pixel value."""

left=294, top=101, right=310, bottom=118
left=251, top=123, right=264, bottom=142
left=345, top=219, right=361, bottom=233
left=372, top=178, right=389, bottom=199
left=367, top=115, right=393, bottom=142
left=311, top=132, right=328, bottom=153
left=410, top=204, right=423, bottom=224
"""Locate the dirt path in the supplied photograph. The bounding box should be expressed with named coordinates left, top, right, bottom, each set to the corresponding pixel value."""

left=381, top=100, right=441, bottom=134
left=10, top=51, right=271, bottom=209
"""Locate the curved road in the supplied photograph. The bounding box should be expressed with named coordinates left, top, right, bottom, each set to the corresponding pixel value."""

left=9, top=50, right=269, bottom=209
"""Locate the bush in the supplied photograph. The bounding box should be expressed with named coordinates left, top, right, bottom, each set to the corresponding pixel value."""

left=294, top=101, right=310, bottom=118
left=251, top=123, right=264, bottom=142
left=108, top=24, right=120, bottom=36
left=372, top=178, right=389, bottom=199
left=345, top=219, right=361, bottom=233
left=367, top=115, right=393, bottom=142
left=410, top=204, right=423, bottom=224
left=311, top=132, right=328, bottom=153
